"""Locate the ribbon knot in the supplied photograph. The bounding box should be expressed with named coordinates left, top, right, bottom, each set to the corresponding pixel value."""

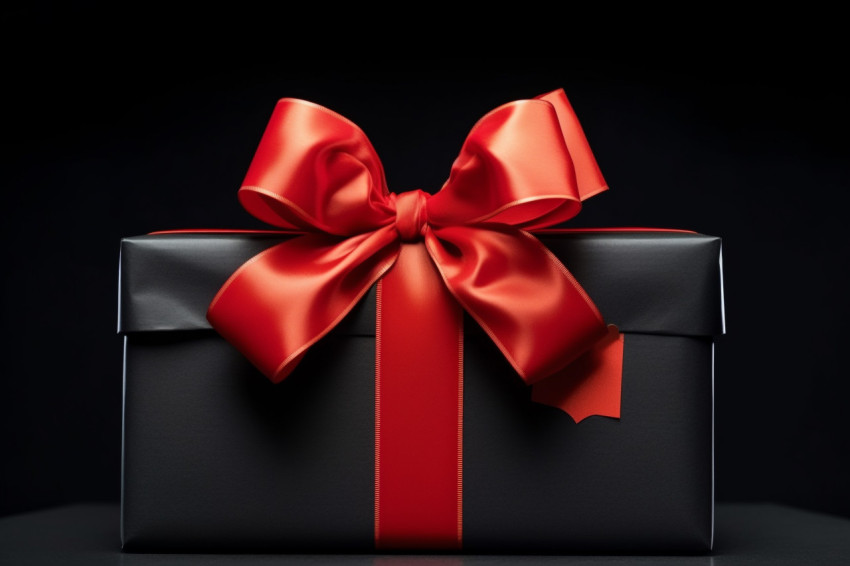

left=393, top=190, right=430, bottom=242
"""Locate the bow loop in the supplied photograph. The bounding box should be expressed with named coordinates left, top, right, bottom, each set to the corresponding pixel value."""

left=427, top=92, right=606, bottom=230
left=238, top=98, right=395, bottom=235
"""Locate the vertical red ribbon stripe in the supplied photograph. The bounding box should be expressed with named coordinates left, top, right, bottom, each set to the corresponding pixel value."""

left=376, top=243, right=463, bottom=549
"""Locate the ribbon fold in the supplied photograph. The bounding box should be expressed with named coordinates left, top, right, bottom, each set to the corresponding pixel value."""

left=207, top=88, right=610, bottom=390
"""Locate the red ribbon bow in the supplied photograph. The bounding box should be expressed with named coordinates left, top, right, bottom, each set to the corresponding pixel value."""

left=207, top=89, right=611, bottom=387
left=205, top=89, right=624, bottom=548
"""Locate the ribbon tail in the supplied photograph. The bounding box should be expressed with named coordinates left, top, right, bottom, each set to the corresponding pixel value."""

left=426, top=225, right=608, bottom=385
left=531, top=325, right=623, bottom=422
left=207, top=227, right=398, bottom=382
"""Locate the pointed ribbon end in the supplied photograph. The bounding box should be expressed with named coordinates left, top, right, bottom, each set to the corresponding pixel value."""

left=530, top=325, right=623, bottom=422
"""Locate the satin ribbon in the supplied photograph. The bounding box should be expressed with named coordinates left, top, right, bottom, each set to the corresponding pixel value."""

left=206, top=89, right=618, bottom=549
left=207, top=89, right=610, bottom=387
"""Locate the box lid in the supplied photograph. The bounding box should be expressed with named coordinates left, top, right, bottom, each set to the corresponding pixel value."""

left=118, top=231, right=724, bottom=338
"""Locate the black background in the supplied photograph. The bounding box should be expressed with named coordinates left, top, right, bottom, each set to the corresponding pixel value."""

left=2, top=50, right=848, bottom=522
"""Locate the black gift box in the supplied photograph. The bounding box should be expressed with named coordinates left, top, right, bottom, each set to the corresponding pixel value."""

left=118, top=230, right=724, bottom=553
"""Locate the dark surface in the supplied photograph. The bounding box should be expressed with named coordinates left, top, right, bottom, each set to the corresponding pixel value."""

left=119, top=232, right=719, bottom=551
left=3, top=503, right=850, bottom=565
left=3, top=53, right=850, bottom=522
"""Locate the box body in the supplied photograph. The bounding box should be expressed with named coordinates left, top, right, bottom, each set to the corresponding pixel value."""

left=118, top=231, right=723, bottom=552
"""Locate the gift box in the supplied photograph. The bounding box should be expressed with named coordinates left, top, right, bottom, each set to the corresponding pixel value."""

left=117, top=90, right=725, bottom=553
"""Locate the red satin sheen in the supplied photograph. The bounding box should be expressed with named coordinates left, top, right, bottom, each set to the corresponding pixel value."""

left=208, top=230, right=399, bottom=382
left=206, top=89, right=620, bottom=550
left=531, top=325, right=624, bottom=422
left=534, top=90, right=608, bottom=202
left=208, top=88, right=610, bottom=388
left=376, top=244, right=462, bottom=549
left=425, top=225, right=606, bottom=383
